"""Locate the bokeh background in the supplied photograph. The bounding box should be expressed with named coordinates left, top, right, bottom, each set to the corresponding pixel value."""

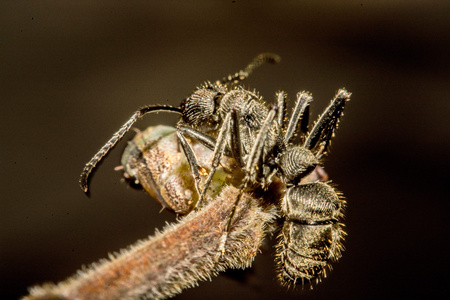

left=1, top=1, right=449, bottom=299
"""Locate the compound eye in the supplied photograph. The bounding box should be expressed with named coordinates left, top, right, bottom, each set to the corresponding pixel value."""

left=182, top=89, right=216, bottom=127
left=281, top=147, right=319, bottom=184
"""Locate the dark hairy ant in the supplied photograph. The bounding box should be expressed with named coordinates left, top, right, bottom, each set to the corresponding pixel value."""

left=79, top=54, right=351, bottom=286
left=79, top=53, right=280, bottom=195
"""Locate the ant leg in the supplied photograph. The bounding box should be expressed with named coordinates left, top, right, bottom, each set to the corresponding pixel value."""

left=218, top=53, right=281, bottom=85
left=218, top=106, right=278, bottom=255
left=229, top=110, right=245, bottom=168
left=284, top=92, right=312, bottom=145
left=196, top=112, right=233, bottom=209
left=177, top=126, right=232, bottom=156
left=178, top=110, right=246, bottom=207
left=303, top=89, right=351, bottom=155
left=176, top=129, right=205, bottom=201
left=245, top=106, right=278, bottom=179
left=177, top=124, right=239, bottom=205
left=276, top=91, right=287, bottom=131
left=79, top=105, right=182, bottom=193
left=196, top=106, right=250, bottom=208
left=179, top=114, right=243, bottom=167
left=300, top=103, right=310, bottom=135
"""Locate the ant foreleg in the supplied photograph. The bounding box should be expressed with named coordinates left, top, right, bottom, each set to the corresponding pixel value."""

left=218, top=106, right=278, bottom=255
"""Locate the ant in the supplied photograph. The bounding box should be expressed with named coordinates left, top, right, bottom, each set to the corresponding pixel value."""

left=79, top=54, right=351, bottom=285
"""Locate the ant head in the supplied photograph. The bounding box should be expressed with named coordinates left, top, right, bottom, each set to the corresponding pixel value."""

left=180, top=82, right=226, bottom=129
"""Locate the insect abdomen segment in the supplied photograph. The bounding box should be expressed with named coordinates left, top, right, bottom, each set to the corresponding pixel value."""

left=277, top=182, right=345, bottom=285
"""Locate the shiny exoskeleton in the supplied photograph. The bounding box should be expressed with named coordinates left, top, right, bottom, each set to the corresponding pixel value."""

left=80, top=54, right=351, bottom=286
left=79, top=53, right=280, bottom=195
left=173, top=80, right=350, bottom=285
left=121, top=84, right=349, bottom=285
left=277, top=181, right=345, bottom=284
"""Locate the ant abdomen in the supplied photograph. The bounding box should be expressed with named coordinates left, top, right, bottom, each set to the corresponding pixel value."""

left=276, top=181, right=345, bottom=285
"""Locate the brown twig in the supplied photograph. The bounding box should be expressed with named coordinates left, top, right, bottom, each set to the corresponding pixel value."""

left=24, top=186, right=277, bottom=300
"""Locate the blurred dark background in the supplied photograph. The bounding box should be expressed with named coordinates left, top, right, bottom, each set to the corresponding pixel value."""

left=1, top=1, right=449, bottom=299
